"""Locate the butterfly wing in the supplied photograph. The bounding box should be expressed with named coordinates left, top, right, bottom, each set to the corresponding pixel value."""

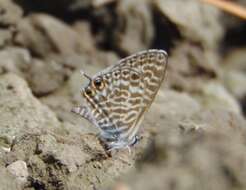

left=113, top=50, right=168, bottom=141
left=75, top=49, right=168, bottom=149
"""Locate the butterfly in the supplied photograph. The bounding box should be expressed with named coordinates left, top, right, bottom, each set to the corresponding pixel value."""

left=72, top=49, right=168, bottom=151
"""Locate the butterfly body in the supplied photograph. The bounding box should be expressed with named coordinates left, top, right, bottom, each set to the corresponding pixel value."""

left=72, top=49, right=168, bottom=151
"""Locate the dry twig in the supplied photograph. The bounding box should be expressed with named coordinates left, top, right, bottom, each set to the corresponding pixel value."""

left=202, top=0, right=246, bottom=20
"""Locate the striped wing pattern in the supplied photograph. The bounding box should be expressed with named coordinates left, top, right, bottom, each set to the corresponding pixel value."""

left=72, top=49, right=168, bottom=150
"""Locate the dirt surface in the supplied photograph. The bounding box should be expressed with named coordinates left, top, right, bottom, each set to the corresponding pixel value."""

left=0, top=0, right=245, bottom=190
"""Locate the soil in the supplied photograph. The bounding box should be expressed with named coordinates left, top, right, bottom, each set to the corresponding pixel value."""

left=0, top=0, right=245, bottom=190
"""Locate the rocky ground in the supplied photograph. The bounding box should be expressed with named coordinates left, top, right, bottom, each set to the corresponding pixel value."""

left=0, top=0, right=245, bottom=190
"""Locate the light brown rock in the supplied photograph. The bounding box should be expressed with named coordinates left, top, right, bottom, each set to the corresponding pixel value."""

left=15, top=14, right=93, bottom=57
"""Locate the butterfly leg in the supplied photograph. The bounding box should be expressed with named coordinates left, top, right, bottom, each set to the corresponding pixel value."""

left=107, top=144, right=131, bottom=154
left=125, top=136, right=140, bottom=154
left=130, top=135, right=141, bottom=146
left=104, top=140, right=133, bottom=154
left=126, top=146, right=131, bottom=154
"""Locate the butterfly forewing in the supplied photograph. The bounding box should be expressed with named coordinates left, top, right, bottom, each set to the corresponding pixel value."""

left=73, top=49, right=168, bottom=150
left=117, top=50, right=167, bottom=141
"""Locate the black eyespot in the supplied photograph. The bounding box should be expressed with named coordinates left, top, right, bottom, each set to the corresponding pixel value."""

left=140, top=55, right=145, bottom=61
left=122, top=70, right=128, bottom=76
left=84, top=88, right=93, bottom=96
left=131, top=73, right=140, bottom=80
left=94, top=78, right=102, bottom=87
left=114, top=72, right=119, bottom=77
left=93, top=78, right=104, bottom=90
left=150, top=53, right=155, bottom=60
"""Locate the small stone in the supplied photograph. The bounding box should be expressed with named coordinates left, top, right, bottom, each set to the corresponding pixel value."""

left=200, top=81, right=241, bottom=114
left=223, top=70, right=246, bottom=99
left=7, top=160, right=28, bottom=183
left=113, top=0, right=154, bottom=54
left=0, top=47, right=31, bottom=75
left=113, top=182, right=131, bottom=190
left=0, top=166, right=21, bottom=190
left=0, top=0, right=23, bottom=25
left=1, top=147, right=10, bottom=152
left=25, top=59, right=65, bottom=96
left=15, top=14, right=92, bottom=57
left=0, top=0, right=23, bottom=47
left=153, top=0, right=223, bottom=49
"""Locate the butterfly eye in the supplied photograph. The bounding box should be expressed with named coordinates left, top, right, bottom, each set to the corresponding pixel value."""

left=93, top=78, right=104, bottom=90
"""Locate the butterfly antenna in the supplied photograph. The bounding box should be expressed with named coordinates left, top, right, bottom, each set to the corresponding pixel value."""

left=80, top=70, right=92, bottom=82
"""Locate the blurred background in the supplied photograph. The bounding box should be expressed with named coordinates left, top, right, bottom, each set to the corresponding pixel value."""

left=0, top=0, right=245, bottom=190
